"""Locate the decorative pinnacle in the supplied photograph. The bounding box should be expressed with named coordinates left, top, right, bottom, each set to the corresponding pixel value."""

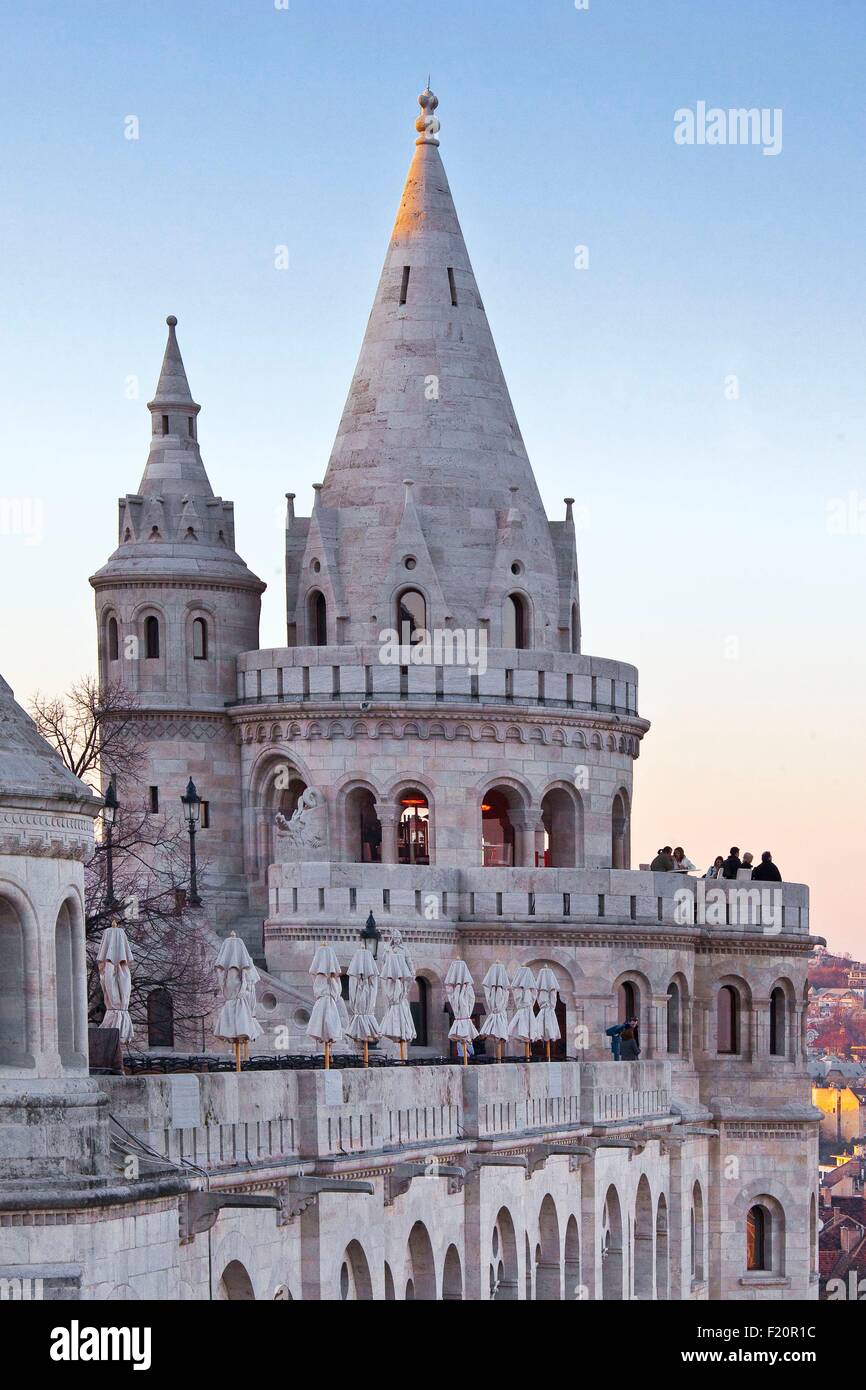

left=166, top=315, right=178, bottom=328
left=415, top=87, right=440, bottom=146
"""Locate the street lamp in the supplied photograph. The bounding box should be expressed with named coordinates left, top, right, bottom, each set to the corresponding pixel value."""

left=180, top=777, right=202, bottom=907
left=360, top=909, right=381, bottom=959
left=102, top=781, right=119, bottom=909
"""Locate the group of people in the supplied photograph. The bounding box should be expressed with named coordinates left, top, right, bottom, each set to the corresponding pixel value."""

left=650, top=845, right=782, bottom=882
left=649, top=846, right=696, bottom=873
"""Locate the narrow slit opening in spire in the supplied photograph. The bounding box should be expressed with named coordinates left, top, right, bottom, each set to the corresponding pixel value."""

left=448, top=267, right=458, bottom=306
left=399, top=266, right=411, bottom=306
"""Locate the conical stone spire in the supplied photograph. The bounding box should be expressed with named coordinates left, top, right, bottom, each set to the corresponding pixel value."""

left=91, top=316, right=263, bottom=592
left=317, top=89, right=560, bottom=639
left=148, top=315, right=197, bottom=409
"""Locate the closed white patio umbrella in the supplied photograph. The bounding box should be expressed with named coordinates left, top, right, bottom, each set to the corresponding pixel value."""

left=214, top=932, right=259, bottom=1072
left=508, top=965, right=539, bottom=1061
left=306, top=942, right=344, bottom=1070
left=345, top=947, right=380, bottom=1067
left=536, top=965, right=561, bottom=1061
left=445, top=959, right=478, bottom=1066
left=97, top=921, right=135, bottom=1047
left=479, top=962, right=510, bottom=1063
left=379, top=930, right=416, bottom=1062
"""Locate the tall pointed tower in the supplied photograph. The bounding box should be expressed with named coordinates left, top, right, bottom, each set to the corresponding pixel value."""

left=286, top=89, right=575, bottom=651
left=252, top=92, right=646, bottom=1011
left=90, top=318, right=265, bottom=929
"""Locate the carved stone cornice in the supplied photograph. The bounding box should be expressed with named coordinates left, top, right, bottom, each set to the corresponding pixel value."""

left=232, top=705, right=647, bottom=755
left=0, top=809, right=94, bottom=863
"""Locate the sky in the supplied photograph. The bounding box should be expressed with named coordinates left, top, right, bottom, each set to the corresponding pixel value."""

left=1, top=1, right=863, bottom=954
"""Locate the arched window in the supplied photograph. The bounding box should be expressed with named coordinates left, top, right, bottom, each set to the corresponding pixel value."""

left=770, top=986, right=786, bottom=1057
left=570, top=602, right=579, bottom=654
left=617, top=980, right=638, bottom=1024
left=481, top=788, right=518, bottom=867
left=541, top=786, right=580, bottom=867
left=717, top=985, right=740, bottom=1054
left=398, top=789, right=429, bottom=865
left=308, top=590, right=327, bottom=646
left=192, top=617, right=208, bottom=660
left=503, top=593, right=528, bottom=650
left=397, top=589, right=426, bottom=645
left=147, top=988, right=174, bottom=1048
left=0, top=898, right=29, bottom=1067
left=107, top=616, right=119, bottom=662
left=746, top=1205, right=768, bottom=1271
left=667, top=981, right=681, bottom=1055
left=144, top=615, right=160, bottom=660
left=55, top=902, right=82, bottom=1067
left=346, top=788, right=381, bottom=864
left=611, top=791, right=629, bottom=868
left=691, top=1182, right=705, bottom=1282
left=409, top=977, right=430, bottom=1046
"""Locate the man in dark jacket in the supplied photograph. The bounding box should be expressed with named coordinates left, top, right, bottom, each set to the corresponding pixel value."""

left=605, top=1017, right=639, bottom=1061
left=751, top=851, right=782, bottom=882
left=722, top=847, right=742, bottom=879
left=650, top=847, right=675, bottom=871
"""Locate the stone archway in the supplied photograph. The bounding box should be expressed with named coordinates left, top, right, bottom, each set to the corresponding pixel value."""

left=564, top=1215, right=581, bottom=1300
left=601, top=1185, right=624, bottom=1301
left=492, top=1208, right=519, bottom=1300
left=634, top=1176, right=654, bottom=1299
left=442, top=1245, right=463, bottom=1301
left=218, top=1260, right=255, bottom=1301
left=656, top=1194, right=669, bottom=1300
left=535, top=1195, right=561, bottom=1300
left=406, top=1221, right=437, bottom=1301
left=339, top=1240, right=373, bottom=1300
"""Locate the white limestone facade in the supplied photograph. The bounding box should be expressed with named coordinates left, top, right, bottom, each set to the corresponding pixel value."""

left=0, top=89, right=821, bottom=1303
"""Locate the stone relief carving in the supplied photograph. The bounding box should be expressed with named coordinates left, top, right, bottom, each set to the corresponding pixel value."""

left=275, top=787, right=329, bottom=862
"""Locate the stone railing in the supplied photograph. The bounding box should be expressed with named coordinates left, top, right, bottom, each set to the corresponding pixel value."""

left=98, top=1061, right=673, bottom=1172
left=231, top=644, right=641, bottom=719
left=579, top=1062, right=671, bottom=1127
left=266, top=864, right=810, bottom=937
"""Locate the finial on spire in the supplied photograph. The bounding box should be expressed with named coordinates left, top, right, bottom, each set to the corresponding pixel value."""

left=415, top=87, right=440, bottom=146
left=148, top=314, right=198, bottom=411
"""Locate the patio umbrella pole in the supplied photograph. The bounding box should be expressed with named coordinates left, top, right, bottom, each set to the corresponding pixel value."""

left=545, top=1041, right=551, bottom=1062
left=525, top=1042, right=531, bottom=1061
left=324, top=1040, right=331, bottom=1070
left=234, top=1041, right=241, bottom=1073
left=363, top=1040, right=369, bottom=1068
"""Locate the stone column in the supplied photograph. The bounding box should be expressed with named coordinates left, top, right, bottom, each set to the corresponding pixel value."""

left=666, top=1136, right=685, bottom=1299
left=580, top=1155, right=599, bottom=1300
left=510, top=813, right=534, bottom=868
left=378, top=809, right=399, bottom=865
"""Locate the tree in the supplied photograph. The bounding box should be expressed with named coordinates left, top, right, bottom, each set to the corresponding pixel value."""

left=30, top=677, right=217, bottom=1047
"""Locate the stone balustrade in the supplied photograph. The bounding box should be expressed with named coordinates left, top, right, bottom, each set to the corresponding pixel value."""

left=232, top=644, right=641, bottom=718
left=266, top=863, right=810, bottom=936
left=97, top=1060, right=673, bottom=1174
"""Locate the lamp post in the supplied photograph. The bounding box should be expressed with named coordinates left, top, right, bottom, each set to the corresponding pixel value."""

left=102, top=781, right=119, bottom=909
left=180, top=778, right=202, bottom=907
left=360, top=909, right=381, bottom=959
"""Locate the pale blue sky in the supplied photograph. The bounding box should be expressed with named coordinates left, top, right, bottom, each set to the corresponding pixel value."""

left=1, top=1, right=864, bottom=951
